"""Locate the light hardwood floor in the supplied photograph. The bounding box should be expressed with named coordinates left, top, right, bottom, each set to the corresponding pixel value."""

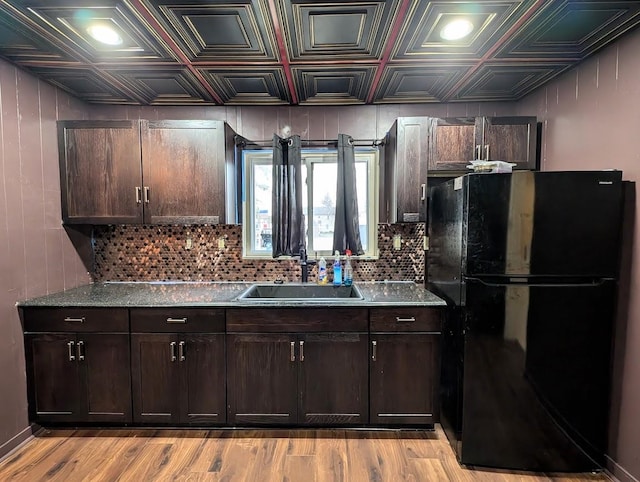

left=0, top=425, right=609, bottom=481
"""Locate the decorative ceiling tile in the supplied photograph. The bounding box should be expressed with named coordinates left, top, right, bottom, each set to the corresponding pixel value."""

left=452, top=62, right=572, bottom=101
left=393, top=0, right=536, bottom=60
left=5, top=1, right=175, bottom=62
left=292, top=66, right=376, bottom=104
left=144, top=0, right=277, bottom=61
left=104, top=67, right=213, bottom=104
left=199, top=67, right=289, bottom=104
left=26, top=66, right=140, bottom=103
left=496, top=0, right=640, bottom=58
left=374, top=64, right=472, bottom=103
left=279, top=0, right=399, bottom=60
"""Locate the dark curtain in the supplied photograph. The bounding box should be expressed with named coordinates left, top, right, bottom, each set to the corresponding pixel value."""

left=333, top=133, right=363, bottom=255
left=272, top=134, right=304, bottom=257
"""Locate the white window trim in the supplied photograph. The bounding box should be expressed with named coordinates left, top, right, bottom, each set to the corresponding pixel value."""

left=242, top=147, right=379, bottom=260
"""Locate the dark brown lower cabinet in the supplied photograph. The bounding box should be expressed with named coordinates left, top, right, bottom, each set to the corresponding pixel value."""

left=370, top=334, right=440, bottom=426
left=25, top=333, right=132, bottom=424
left=227, top=332, right=368, bottom=426
left=131, top=333, right=225, bottom=424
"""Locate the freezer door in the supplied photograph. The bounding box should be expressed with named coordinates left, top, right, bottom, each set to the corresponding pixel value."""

left=459, top=277, right=615, bottom=471
left=463, top=171, right=623, bottom=277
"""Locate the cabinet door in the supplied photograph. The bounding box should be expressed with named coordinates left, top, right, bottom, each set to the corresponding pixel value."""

left=58, top=120, right=142, bottom=224
left=481, top=116, right=537, bottom=169
left=141, top=120, right=226, bottom=224
left=25, top=334, right=81, bottom=423
left=227, top=334, right=297, bottom=425
left=79, top=334, right=132, bottom=423
left=131, top=334, right=180, bottom=424
left=180, top=334, right=226, bottom=424
left=298, top=333, right=369, bottom=425
left=370, top=334, right=440, bottom=425
left=389, top=117, right=432, bottom=222
left=432, top=117, right=478, bottom=172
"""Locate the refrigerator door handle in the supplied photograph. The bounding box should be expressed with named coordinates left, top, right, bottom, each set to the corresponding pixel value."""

left=465, top=276, right=612, bottom=288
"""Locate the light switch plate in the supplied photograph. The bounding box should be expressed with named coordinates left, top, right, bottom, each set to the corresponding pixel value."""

left=218, top=238, right=225, bottom=249
left=185, top=238, right=192, bottom=250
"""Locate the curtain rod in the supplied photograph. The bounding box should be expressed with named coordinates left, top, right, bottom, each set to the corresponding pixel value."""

left=234, top=135, right=384, bottom=148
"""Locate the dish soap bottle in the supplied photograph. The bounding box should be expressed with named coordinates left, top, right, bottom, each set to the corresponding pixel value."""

left=317, top=256, right=327, bottom=285
left=343, top=249, right=353, bottom=286
left=333, top=250, right=342, bottom=286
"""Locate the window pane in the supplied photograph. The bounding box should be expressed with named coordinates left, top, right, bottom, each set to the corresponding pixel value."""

left=311, top=162, right=337, bottom=251
left=356, top=161, right=368, bottom=250
left=253, top=163, right=272, bottom=252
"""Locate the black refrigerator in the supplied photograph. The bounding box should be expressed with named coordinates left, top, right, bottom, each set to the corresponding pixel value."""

left=427, top=171, right=624, bottom=472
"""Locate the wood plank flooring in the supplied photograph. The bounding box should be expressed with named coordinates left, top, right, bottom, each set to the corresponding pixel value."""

left=0, top=425, right=610, bottom=481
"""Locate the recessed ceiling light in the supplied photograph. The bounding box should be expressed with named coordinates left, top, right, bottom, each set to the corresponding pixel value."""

left=87, top=24, right=123, bottom=46
left=440, top=19, right=474, bottom=41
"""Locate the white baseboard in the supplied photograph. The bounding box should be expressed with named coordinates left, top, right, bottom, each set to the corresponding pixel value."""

left=607, top=455, right=640, bottom=482
left=0, top=425, right=34, bottom=462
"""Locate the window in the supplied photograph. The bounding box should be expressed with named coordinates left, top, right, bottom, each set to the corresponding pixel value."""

left=242, top=148, right=378, bottom=258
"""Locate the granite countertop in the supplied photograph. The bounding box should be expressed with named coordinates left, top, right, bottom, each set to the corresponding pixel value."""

left=18, top=281, right=446, bottom=308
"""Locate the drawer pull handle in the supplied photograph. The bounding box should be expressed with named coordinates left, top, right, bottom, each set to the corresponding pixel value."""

left=179, top=341, right=186, bottom=362
left=372, top=340, right=377, bottom=361
left=64, top=317, right=85, bottom=323
left=299, top=340, right=304, bottom=362
left=290, top=341, right=295, bottom=362
left=396, top=316, right=416, bottom=322
left=77, top=341, right=85, bottom=361
left=166, top=317, right=187, bottom=324
left=67, top=341, right=76, bottom=361
left=170, top=342, right=177, bottom=362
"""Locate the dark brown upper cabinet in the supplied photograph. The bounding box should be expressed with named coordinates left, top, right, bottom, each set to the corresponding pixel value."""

left=380, top=117, right=434, bottom=223
left=432, top=116, right=538, bottom=173
left=58, top=120, right=237, bottom=225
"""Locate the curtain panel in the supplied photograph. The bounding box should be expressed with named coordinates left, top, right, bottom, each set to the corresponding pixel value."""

left=333, top=133, right=363, bottom=255
left=271, top=135, right=304, bottom=257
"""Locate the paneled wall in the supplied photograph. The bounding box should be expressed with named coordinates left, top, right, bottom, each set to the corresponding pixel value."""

left=518, top=27, right=640, bottom=482
left=0, top=59, right=92, bottom=457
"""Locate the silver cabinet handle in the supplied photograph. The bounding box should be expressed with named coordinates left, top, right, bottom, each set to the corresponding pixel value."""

left=475, top=145, right=482, bottom=159
left=484, top=144, right=490, bottom=160
left=64, top=317, right=85, bottom=323
left=396, top=316, right=416, bottom=322
left=67, top=341, right=76, bottom=361
left=178, top=341, right=185, bottom=362
left=170, top=341, right=177, bottom=362
left=372, top=340, right=377, bottom=361
left=166, top=317, right=187, bottom=324
left=299, top=340, right=304, bottom=362
left=77, top=341, right=85, bottom=361
left=135, top=186, right=142, bottom=204
left=144, top=186, right=150, bottom=203
left=290, top=341, right=295, bottom=362
left=421, top=183, right=426, bottom=201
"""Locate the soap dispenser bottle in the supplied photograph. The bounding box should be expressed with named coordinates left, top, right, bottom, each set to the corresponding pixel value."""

left=343, top=249, right=353, bottom=286
left=332, top=250, right=342, bottom=286
left=318, top=256, right=327, bottom=284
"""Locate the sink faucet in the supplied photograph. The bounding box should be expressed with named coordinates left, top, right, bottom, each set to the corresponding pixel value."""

left=299, top=247, right=316, bottom=283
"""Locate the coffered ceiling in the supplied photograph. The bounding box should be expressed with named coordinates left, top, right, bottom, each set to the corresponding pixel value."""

left=0, top=0, right=639, bottom=105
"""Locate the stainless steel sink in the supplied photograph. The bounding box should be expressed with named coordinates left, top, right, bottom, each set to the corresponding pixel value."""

left=235, top=283, right=364, bottom=302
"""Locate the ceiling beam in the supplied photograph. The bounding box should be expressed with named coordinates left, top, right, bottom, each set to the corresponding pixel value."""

left=266, top=0, right=298, bottom=104
left=366, top=0, right=413, bottom=104
left=127, top=0, right=224, bottom=104
left=441, top=0, right=549, bottom=101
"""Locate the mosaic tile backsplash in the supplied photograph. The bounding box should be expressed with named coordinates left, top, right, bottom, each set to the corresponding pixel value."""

left=92, top=224, right=425, bottom=283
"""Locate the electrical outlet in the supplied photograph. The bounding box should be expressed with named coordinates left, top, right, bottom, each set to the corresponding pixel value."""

left=185, top=238, right=192, bottom=250
left=218, top=238, right=225, bottom=249
left=393, top=234, right=402, bottom=250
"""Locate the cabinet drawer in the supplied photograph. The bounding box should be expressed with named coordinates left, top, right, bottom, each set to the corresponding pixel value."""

left=370, top=308, right=442, bottom=332
left=22, top=307, right=128, bottom=332
left=227, top=308, right=368, bottom=332
left=130, top=308, right=225, bottom=332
